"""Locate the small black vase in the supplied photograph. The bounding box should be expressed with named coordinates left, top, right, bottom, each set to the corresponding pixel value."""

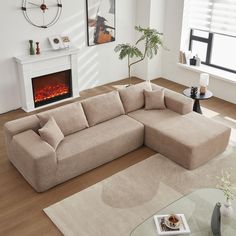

left=211, top=202, right=221, bottom=236
left=190, top=56, right=197, bottom=66
left=190, top=86, right=198, bottom=98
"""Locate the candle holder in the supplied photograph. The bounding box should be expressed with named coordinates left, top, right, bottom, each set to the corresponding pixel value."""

left=36, top=42, right=40, bottom=55
left=200, top=73, right=209, bottom=95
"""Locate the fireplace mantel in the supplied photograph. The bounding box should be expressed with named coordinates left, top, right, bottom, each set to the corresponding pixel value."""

left=14, top=47, right=80, bottom=112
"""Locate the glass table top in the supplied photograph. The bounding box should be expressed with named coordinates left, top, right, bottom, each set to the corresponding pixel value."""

left=130, top=188, right=236, bottom=236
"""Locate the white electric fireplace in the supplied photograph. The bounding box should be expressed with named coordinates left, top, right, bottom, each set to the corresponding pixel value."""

left=14, top=47, right=80, bottom=112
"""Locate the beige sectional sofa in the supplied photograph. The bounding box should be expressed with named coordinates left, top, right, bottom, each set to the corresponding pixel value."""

left=4, top=82, right=231, bottom=192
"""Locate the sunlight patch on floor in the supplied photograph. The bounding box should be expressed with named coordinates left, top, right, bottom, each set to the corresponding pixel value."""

left=112, top=85, right=128, bottom=90
left=202, top=107, right=219, bottom=118
left=225, top=116, right=236, bottom=125
left=229, top=128, right=236, bottom=146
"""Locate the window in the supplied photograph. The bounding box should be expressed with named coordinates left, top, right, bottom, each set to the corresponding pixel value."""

left=211, top=34, right=236, bottom=71
left=189, top=29, right=211, bottom=64
left=189, top=29, right=236, bottom=73
left=185, top=0, right=236, bottom=73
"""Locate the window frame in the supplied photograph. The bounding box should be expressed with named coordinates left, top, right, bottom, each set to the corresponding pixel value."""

left=189, top=29, right=236, bottom=74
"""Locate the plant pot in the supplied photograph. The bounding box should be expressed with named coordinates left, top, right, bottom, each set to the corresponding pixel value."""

left=220, top=199, right=234, bottom=217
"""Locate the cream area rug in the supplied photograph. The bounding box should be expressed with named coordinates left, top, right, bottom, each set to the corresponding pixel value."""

left=44, top=142, right=236, bottom=236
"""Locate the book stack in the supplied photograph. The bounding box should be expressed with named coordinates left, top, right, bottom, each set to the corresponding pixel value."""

left=179, top=51, right=187, bottom=64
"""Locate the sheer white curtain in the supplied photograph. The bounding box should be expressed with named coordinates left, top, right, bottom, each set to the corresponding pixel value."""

left=189, top=0, right=236, bottom=36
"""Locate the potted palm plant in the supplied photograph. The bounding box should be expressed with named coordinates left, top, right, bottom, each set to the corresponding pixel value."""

left=114, top=26, right=164, bottom=85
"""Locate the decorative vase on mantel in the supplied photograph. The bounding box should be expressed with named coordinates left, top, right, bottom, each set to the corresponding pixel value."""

left=29, top=40, right=35, bottom=55
left=220, top=199, right=234, bottom=217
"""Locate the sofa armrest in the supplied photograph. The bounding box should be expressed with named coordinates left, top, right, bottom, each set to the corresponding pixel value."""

left=4, top=115, right=40, bottom=141
left=11, top=130, right=57, bottom=192
left=151, top=83, right=193, bottom=115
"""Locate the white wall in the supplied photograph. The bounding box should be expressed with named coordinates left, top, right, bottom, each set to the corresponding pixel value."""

left=0, top=0, right=136, bottom=114
left=2, top=1, right=234, bottom=114
left=132, top=0, right=151, bottom=80
left=162, top=0, right=236, bottom=104
left=133, top=0, right=165, bottom=81
left=148, top=0, right=165, bottom=80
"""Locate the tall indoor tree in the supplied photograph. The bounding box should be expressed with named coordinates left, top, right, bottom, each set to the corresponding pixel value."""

left=114, top=26, right=164, bottom=85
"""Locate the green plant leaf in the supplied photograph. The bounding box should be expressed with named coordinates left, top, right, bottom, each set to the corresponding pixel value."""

left=134, top=25, right=164, bottom=59
left=114, top=25, right=166, bottom=80
left=114, top=43, right=143, bottom=60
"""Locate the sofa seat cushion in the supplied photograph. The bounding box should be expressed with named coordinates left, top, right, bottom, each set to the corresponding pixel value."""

left=119, top=81, right=152, bottom=113
left=130, top=110, right=230, bottom=170
left=37, top=103, right=89, bottom=136
left=82, top=91, right=125, bottom=126
left=128, top=109, right=180, bottom=127
left=55, top=115, right=144, bottom=182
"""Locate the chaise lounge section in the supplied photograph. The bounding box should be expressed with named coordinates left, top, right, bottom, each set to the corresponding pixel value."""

left=128, top=84, right=231, bottom=169
left=4, top=82, right=231, bottom=192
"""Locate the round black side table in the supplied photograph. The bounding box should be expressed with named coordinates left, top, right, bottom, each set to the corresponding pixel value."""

left=183, top=88, right=213, bottom=114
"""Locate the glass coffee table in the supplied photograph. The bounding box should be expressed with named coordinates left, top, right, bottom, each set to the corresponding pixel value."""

left=130, top=189, right=236, bottom=236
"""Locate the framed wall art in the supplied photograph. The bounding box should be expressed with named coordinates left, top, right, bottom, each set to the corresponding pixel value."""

left=86, top=0, right=115, bottom=46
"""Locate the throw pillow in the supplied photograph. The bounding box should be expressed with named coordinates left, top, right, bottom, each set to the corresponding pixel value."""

left=39, top=117, right=64, bottom=150
left=118, top=81, right=152, bottom=113
left=144, top=89, right=166, bottom=110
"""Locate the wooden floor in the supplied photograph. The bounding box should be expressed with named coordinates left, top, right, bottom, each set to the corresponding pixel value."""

left=0, top=78, right=235, bottom=236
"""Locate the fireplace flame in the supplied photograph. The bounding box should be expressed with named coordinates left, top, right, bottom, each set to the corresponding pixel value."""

left=34, top=83, right=69, bottom=102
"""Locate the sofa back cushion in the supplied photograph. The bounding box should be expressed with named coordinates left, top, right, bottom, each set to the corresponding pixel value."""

left=119, top=82, right=152, bottom=113
left=82, top=91, right=125, bottom=126
left=37, top=103, right=89, bottom=136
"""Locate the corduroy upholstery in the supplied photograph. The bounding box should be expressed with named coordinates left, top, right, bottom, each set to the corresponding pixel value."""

left=128, top=109, right=231, bottom=169
left=4, top=82, right=231, bottom=192
left=37, top=102, right=89, bottom=136
left=82, top=91, right=125, bottom=126
left=144, top=89, right=166, bottom=110
left=151, top=83, right=193, bottom=115
left=118, top=82, right=152, bottom=113
left=56, top=115, right=144, bottom=183
left=12, top=130, right=57, bottom=191
left=39, top=117, right=64, bottom=150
